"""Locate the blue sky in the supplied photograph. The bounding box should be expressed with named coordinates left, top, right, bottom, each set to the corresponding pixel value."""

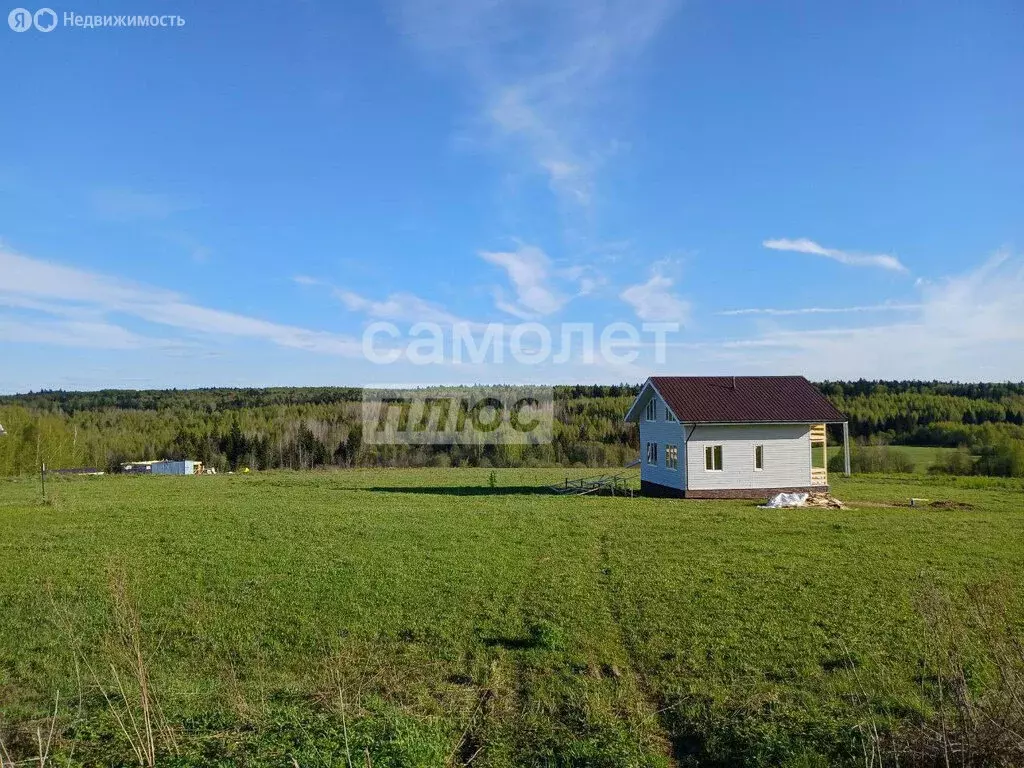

left=1, top=0, right=1022, bottom=392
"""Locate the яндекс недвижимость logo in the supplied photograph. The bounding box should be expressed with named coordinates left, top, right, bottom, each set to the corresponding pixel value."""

left=8, top=8, right=184, bottom=31
left=8, top=7, right=56, bottom=31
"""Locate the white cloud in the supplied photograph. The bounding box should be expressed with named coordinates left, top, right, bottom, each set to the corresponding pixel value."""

left=132, top=302, right=362, bottom=357
left=559, top=264, right=605, bottom=296
left=0, top=248, right=178, bottom=306
left=690, top=250, right=1024, bottom=380
left=480, top=244, right=567, bottom=317
left=717, top=303, right=921, bottom=316
left=0, top=291, right=107, bottom=320
left=0, top=246, right=363, bottom=357
left=620, top=264, right=690, bottom=324
left=0, top=318, right=159, bottom=350
left=491, top=290, right=538, bottom=321
left=336, top=290, right=468, bottom=326
left=294, top=275, right=474, bottom=327
left=763, top=237, right=908, bottom=273
left=395, top=0, right=675, bottom=207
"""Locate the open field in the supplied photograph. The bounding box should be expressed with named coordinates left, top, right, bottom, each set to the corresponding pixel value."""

left=1, top=469, right=1023, bottom=766
left=827, top=445, right=960, bottom=473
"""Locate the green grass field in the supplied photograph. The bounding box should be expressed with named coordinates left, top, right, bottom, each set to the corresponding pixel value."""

left=1, top=469, right=1023, bottom=767
left=827, top=445, right=959, bottom=473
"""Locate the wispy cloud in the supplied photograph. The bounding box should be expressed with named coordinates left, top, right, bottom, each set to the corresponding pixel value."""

left=0, top=246, right=362, bottom=356
left=763, top=238, right=908, bottom=273
left=293, top=274, right=475, bottom=327
left=620, top=263, right=690, bottom=324
left=336, top=290, right=468, bottom=326
left=395, top=0, right=676, bottom=208
left=717, top=303, right=921, bottom=316
left=688, top=250, right=1024, bottom=379
left=480, top=244, right=567, bottom=318
left=0, top=317, right=159, bottom=350
left=559, top=264, right=604, bottom=297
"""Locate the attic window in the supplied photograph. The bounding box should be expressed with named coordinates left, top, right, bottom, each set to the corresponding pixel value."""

left=644, top=399, right=656, bottom=421
left=666, top=409, right=677, bottom=422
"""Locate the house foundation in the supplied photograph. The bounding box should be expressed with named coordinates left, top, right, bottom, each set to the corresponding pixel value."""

left=641, top=480, right=826, bottom=500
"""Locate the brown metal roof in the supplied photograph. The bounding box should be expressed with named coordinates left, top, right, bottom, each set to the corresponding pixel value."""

left=646, top=376, right=846, bottom=423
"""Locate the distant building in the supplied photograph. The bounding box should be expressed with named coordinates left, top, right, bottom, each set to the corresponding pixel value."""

left=151, top=460, right=202, bottom=475
left=625, top=376, right=850, bottom=498
left=121, top=459, right=204, bottom=475
left=121, top=461, right=155, bottom=474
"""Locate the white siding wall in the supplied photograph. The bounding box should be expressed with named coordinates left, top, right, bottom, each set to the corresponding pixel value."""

left=686, top=424, right=811, bottom=490
left=638, top=390, right=686, bottom=490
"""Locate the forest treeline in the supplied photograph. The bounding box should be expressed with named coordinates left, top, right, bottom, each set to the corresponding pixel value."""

left=1, top=381, right=1022, bottom=476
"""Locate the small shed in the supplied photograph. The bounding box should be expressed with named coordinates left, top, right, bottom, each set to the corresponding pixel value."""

left=151, top=460, right=200, bottom=476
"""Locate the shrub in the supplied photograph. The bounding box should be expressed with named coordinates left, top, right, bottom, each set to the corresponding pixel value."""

left=928, top=446, right=975, bottom=476
left=867, top=583, right=1024, bottom=766
left=975, top=439, right=1024, bottom=478
left=829, top=445, right=915, bottom=474
left=929, top=441, right=1024, bottom=478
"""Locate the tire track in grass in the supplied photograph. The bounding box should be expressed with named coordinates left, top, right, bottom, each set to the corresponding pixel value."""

left=597, top=530, right=679, bottom=767
left=454, top=507, right=664, bottom=767
left=451, top=654, right=519, bottom=766
left=447, top=504, right=547, bottom=767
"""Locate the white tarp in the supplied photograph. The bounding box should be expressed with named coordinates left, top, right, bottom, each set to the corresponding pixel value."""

left=759, top=492, right=809, bottom=509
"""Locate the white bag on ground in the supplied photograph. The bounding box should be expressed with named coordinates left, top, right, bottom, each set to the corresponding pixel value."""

left=759, top=492, right=808, bottom=509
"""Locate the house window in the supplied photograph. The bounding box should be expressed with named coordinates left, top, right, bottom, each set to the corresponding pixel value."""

left=666, top=409, right=677, bottom=422
left=645, top=399, right=656, bottom=421
left=754, top=444, right=764, bottom=471
left=704, top=445, right=723, bottom=471
left=646, top=442, right=658, bottom=465
left=665, top=444, right=678, bottom=470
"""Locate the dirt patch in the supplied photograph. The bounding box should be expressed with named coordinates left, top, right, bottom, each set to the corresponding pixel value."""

left=929, top=500, right=975, bottom=511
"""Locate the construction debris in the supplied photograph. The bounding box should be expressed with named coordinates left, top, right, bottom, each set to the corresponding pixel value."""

left=759, top=492, right=808, bottom=508
left=805, top=492, right=846, bottom=509
left=550, top=459, right=641, bottom=497
left=550, top=472, right=637, bottom=496
left=759, top=491, right=846, bottom=509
